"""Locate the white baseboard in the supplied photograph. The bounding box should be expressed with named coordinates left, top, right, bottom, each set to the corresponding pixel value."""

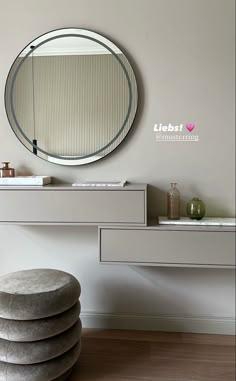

left=80, top=311, right=235, bottom=335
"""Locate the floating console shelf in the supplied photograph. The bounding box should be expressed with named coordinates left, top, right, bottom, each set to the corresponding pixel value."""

left=1, top=183, right=234, bottom=268
left=0, top=184, right=147, bottom=226
left=99, top=223, right=235, bottom=268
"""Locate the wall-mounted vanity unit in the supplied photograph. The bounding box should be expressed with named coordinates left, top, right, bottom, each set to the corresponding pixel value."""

left=0, top=184, right=235, bottom=269
left=99, top=224, right=235, bottom=269
left=0, top=184, right=147, bottom=226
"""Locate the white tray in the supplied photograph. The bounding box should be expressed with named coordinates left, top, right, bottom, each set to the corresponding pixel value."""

left=158, top=217, right=236, bottom=226
left=0, top=176, right=52, bottom=186
left=72, top=181, right=127, bottom=187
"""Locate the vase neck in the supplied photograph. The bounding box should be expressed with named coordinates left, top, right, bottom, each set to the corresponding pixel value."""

left=2, top=162, right=10, bottom=169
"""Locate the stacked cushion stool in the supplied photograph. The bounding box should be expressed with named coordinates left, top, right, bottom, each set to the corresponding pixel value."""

left=0, top=269, right=82, bottom=381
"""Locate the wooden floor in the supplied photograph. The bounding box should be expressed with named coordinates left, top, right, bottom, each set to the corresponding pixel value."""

left=69, top=329, right=235, bottom=381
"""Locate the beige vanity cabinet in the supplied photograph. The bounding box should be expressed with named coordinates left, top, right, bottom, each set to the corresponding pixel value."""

left=1, top=183, right=234, bottom=268
left=0, top=184, right=147, bottom=225
left=99, top=225, right=235, bottom=268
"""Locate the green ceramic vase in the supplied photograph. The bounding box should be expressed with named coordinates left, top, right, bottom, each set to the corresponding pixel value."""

left=186, top=198, right=205, bottom=220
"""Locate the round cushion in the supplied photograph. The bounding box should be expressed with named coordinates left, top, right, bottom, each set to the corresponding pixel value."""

left=53, top=368, right=73, bottom=381
left=0, top=269, right=81, bottom=320
left=0, top=341, right=81, bottom=381
left=0, top=302, right=80, bottom=342
left=0, top=320, right=82, bottom=364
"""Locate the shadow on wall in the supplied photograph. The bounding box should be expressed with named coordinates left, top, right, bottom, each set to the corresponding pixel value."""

left=131, top=265, right=235, bottom=316
left=91, top=277, right=189, bottom=320
left=0, top=225, right=97, bottom=277
left=90, top=265, right=235, bottom=323
left=148, top=185, right=166, bottom=218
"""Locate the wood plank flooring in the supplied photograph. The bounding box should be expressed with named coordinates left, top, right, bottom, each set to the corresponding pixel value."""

left=69, top=330, right=235, bottom=381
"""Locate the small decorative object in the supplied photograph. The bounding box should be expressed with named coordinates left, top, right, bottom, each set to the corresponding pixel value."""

left=0, top=176, right=51, bottom=186
left=0, top=162, right=15, bottom=177
left=187, top=197, right=206, bottom=220
left=72, top=180, right=127, bottom=187
left=167, top=182, right=180, bottom=220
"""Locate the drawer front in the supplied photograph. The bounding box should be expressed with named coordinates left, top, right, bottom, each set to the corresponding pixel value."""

left=0, top=190, right=146, bottom=224
left=100, top=229, right=235, bottom=266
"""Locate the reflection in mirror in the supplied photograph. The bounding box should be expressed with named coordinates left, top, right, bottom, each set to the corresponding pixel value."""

left=5, top=29, right=138, bottom=165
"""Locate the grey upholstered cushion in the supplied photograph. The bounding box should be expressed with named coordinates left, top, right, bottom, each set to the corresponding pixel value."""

left=0, top=269, right=81, bottom=320
left=53, top=368, right=73, bottom=381
left=0, top=341, right=81, bottom=381
left=0, top=319, right=81, bottom=364
left=0, top=302, right=80, bottom=342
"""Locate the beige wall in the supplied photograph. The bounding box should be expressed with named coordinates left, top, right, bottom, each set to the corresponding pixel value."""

left=0, top=0, right=235, bottom=333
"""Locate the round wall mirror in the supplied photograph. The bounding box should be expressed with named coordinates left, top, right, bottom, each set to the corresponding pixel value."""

left=5, top=28, right=138, bottom=166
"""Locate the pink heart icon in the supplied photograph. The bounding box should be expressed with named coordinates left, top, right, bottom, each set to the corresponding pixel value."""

left=186, top=123, right=195, bottom=132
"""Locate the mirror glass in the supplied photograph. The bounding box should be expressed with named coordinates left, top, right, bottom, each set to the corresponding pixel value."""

left=5, top=28, right=138, bottom=165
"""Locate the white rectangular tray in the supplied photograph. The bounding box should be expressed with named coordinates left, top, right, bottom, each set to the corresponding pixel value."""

left=72, top=181, right=127, bottom=187
left=158, top=216, right=236, bottom=226
left=0, top=176, right=52, bottom=186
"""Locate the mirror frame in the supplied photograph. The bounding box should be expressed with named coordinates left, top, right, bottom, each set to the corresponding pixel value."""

left=5, top=28, right=138, bottom=166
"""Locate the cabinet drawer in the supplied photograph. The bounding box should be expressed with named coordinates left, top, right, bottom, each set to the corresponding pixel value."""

left=99, top=228, right=235, bottom=267
left=0, top=188, right=146, bottom=225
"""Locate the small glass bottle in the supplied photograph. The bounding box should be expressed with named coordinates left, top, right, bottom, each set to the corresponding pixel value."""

left=167, top=182, right=180, bottom=220
left=0, top=162, right=15, bottom=177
